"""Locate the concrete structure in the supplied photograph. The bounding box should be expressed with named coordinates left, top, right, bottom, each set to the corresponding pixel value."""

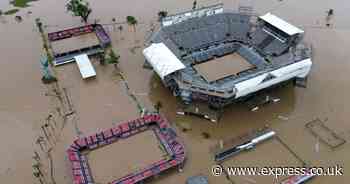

left=48, top=24, right=111, bottom=66
left=143, top=4, right=312, bottom=108
left=67, top=115, right=185, bottom=184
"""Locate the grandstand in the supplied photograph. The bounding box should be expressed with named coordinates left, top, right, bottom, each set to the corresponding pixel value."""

left=143, top=5, right=312, bottom=108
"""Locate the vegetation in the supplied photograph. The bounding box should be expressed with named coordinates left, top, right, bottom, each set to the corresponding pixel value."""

left=192, top=0, right=197, bottom=10
left=4, top=9, right=19, bottom=15
left=158, top=11, right=168, bottom=21
left=106, top=50, right=120, bottom=69
left=126, top=16, right=137, bottom=32
left=35, top=18, right=43, bottom=33
left=10, top=0, right=37, bottom=8
left=97, top=53, right=105, bottom=65
left=117, top=25, right=123, bottom=33
left=154, top=101, right=163, bottom=113
left=66, top=0, right=92, bottom=23
left=126, top=16, right=137, bottom=25
left=201, top=132, right=211, bottom=139
left=0, top=10, right=3, bottom=16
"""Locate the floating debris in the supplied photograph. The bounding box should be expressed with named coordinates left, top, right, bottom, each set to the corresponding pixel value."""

left=278, top=115, right=289, bottom=121
left=201, top=132, right=211, bottom=139
left=214, top=130, right=276, bottom=162
left=315, top=138, right=320, bottom=153
left=15, top=15, right=22, bottom=22
left=251, top=106, right=259, bottom=112
left=176, top=121, right=192, bottom=132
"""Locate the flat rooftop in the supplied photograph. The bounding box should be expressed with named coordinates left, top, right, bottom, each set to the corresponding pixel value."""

left=86, top=130, right=166, bottom=183
left=51, top=32, right=100, bottom=54
left=193, top=53, right=254, bottom=82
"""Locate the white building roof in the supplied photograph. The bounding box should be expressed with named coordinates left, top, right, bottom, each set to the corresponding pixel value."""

left=143, top=43, right=186, bottom=79
left=74, top=54, right=96, bottom=79
left=259, top=13, right=304, bottom=36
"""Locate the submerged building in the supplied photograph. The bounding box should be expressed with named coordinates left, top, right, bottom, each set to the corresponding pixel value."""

left=143, top=5, right=312, bottom=108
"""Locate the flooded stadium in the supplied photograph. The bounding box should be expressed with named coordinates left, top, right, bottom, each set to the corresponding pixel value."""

left=0, top=0, right=350, bottom=184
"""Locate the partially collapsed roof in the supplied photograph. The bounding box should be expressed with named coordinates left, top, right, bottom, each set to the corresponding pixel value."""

left=259, top=13, right=304, bottom=36
left=143, top=43, right=186, bottom=79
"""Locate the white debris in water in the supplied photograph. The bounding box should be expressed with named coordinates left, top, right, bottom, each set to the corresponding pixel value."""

left=219, top=140, right=224, bottom=149
left=315, top=139, right=320, bottom=153
left=273, top=98, right=281, bottom=103
left=278, top=115, right=289, bottom=121
left=177, top=111, right=185, bottom=115
left=251, top=106, right=259, bottom=112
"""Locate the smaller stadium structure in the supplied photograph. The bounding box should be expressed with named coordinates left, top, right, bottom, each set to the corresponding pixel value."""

left=143, top=4, right=312, bottom=109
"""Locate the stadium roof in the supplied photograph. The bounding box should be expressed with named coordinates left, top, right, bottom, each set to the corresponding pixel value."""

left=143, top=43, right=186, bottom=79
left=259, top=13, right=304, bottom=36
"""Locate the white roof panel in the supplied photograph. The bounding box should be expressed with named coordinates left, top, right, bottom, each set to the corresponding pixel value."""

left=259, top=13, right=304, bottom=36
left=143, top=43, right=186, bottom=79
left=74, top=54, right=96, bottom=79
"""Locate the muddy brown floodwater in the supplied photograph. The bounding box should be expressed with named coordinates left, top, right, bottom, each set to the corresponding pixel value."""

left=1, top=0, right=350, bottom=184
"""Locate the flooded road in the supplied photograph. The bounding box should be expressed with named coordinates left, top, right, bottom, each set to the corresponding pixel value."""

left=1, top=0, right=350, bottom=183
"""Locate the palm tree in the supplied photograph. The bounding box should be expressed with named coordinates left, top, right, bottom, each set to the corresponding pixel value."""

left=192, top=0, right=197, bottom=10
left=158, top=11, right=168, bottom=21
left=66, top=0, right=92, bottom=23
left=112, top=17, right=116, bottom=31
left=117, top=25, right=123, bottom=34
left=126, top=16, right=137, bottom=32
left=154, top=101, right=163, bottom=113
left=107, top=50, right=120, bottom=70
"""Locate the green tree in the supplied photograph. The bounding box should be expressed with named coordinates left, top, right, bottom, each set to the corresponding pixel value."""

left=158, top=11, right=168, bottom=21
left=154, top=101, right=163, bottom=113
left=112, top=17, right=116, bottom=31
left=0, top=10, right=3, bottom=16
left=117, top=25, right=123, bottom=33
left=66, top=0, right=92, bottom=23
left=126, top=16, right=137, bottom=31
left=107, top=50, right=120, bottom=69
left=192, top=0, right=197, bottom=10
left=35, top=18, right=43, bottom=33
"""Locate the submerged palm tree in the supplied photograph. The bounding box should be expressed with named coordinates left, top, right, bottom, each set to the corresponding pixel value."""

left=154, top=101, right=163, bottom=113
left=118, top=25, right=123, bottom=33
left=158, top=10, right=168, bottom=21
left=126, top=16, right=137, bottom=32
left=192, top=0, right=197, bottom=10
left=112, top=17, right=116, bottom=31
left=106, top=50, right=120, bottom=70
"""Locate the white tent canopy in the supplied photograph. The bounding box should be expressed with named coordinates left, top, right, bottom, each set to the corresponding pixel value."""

left=259, top=13, right=304, bottom=36
left=143, top=43, right=186, bottom=79
left=74, top=54, right=96, bottom=79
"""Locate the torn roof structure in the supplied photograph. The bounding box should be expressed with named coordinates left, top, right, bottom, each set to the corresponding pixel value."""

left=143, top=4, right=312, bottom=108
left=143, top=43, right=186, bottom=79
left=259, top=13, right=304, bottom=36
